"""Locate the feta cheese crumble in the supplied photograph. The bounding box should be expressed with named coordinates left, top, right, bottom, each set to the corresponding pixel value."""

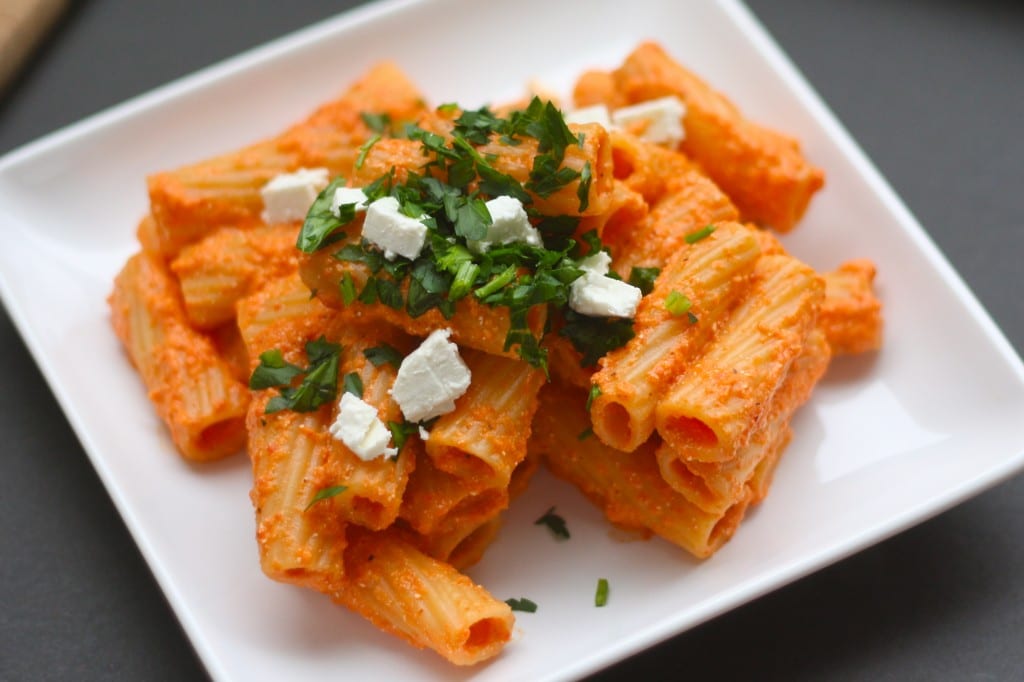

left=467, top=196, right=542, bottom=254
left=330, top=186, right=369, bottom=217
left=569, top=249, right=643, bottom=318
left=565, top=104, right=613, bottom=129
left=329, top=392, right=397, bottom=461
left=611, top=96, right=686, bottom=146
left=390, top=329, right=472, bottom=422
left=362, top=196, right=428, bottom=260
left=260, top=167, right=329, bottom=223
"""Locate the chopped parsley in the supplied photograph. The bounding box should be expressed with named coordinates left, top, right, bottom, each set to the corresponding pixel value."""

left=342, top=371, right=364, bottom=399
left=250, top=337, right=341, bottom=414
left=505, top=597, right=538, bottom=613
left=586, top=384, right=602, bottom=411
left=387, top=420, right=420, bottom=455
left=628, top=266, right=660, bottom=295
left=535, top=506, right=570, bottom=540
left=595, top=578, right=609, bottom=607
left=305, top=484, right=347, bottom=511
left=299, top=97, right=637, bottom=372
left=578, top=426, right=594, bottom=441
left=685, top=224, right=716, bottom=244
left=297, top=178, right=349, bottom=252
left=355, top=133, right=381, bottom=170
left=665, top=290, right=693, bottom=317
left=363, top=343, right=404, bottom=369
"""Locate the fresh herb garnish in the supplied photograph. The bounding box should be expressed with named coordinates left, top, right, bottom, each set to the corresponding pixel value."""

left=339, top=272, right=357, bottom=305
left=360, top=111, right=391, bottom=134
left=578, top=426, right=594, bottom=441
left=387, top=420, right=420, bottom=455
left=595, top=578, right=609, bottom=607
left=342, top=371, right=364, bottom=399
left=505, top=597, right=538, bottom=613
left=363, top=343, right=404, bottom=369
left=665, top=290, right=692, bottom=317
left=628, top=266, right=660, bottom=295
left=535, top=506, right=570, bottom=540
left=586, top=384, right=602, bottom=411
left=685, top=224, right=716, bottom=244
left=305, top=484, right=348, bottom=511
left=559, top=310, right=635, bottom=367
left=355, top=133, right=381, bottom=170
left=251, top=337, right=341, bottom=414
left=297, top=178, right=348, bottom=252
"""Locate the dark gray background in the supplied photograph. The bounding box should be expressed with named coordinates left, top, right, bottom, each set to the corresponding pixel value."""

left=1, top=1, right=1022, bottom=680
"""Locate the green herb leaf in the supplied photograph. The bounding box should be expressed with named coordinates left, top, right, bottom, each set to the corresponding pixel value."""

left=687, top=311, right=699, bottom=324
left=343, top=372, right=364, bottom=398
left=363, top=343, right=404, bottom=369
left=578, top=426, right=594, bottom=441
left=577, top=161, right=593, bottom=212
left=559, top=310, right=635, bottom=367
left=376, top=277, right=404, bottom=310
left=665, top=290, right=692, bottom=316
left=259, top=336, right=341, bottom=414
left=360, top=112, right=391, bottom=134
left=297, top=178, right=349, bottom=253
left=355, top=133, right=382, bottom=170
left=595, top=578, right=609, bottom=607
left=249, top=349, right=303, bottom=389
left=339, top=272, right=357, bottom=305
left=387, top=420, right=420, bottom=454
left=586, top=384, right=602, bottom=411
left=628, top=267, right=660, bottom=296
left=685, top=224, right=716, bottom=244
left=305, top=484, right=348, bottom=511
left=535, top=506, right=570, bottom=540
left=505, top=598, right=538, bottom=613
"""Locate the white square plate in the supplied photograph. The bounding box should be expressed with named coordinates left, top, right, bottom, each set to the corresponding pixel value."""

left=2, top=0, right=1023, bottom=679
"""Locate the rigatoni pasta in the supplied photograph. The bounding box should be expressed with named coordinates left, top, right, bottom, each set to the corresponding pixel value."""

left=109, top=42, right=882, bottom=667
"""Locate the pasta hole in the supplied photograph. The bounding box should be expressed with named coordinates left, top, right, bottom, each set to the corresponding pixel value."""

left=195, top=417, right=246, bottom=454
left=464, top=617, right=510, bottom=651
left=435, top=446, right=496, bottom=485
left=599, top=402, right=633, bottom=448
left=665, top=416, right=718, bottom=448
left=611, top=147, right=637, bottom=180
left=708, top=497, right=748, bottom=551
left=666, top=459, right=714, bottom=505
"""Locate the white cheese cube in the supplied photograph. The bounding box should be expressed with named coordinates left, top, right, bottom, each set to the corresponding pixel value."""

left=330, top=186, right=369, bottom=217
left=611, top=96, right=686, bottom=146
left=578, top=250, right=612, bottom=276
left=564, top=104, right=613, bottom=129
left=390, top=329, right=472, bottom=423
left=467, top=196, right=542, bottom=253
left=362, top=196, right=428, bottom=260
left=570, top=272, right=643, bottom=318
left=329, top=392, right=397, bottom=461
left=260, top=167, right=329, bottom=223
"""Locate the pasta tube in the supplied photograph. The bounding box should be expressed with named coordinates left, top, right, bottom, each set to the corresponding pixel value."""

left=656, top=329, right=830, bottom=513
left=335, top=526, right=513, bottom=666
left=590, top=222, right=762, bottom=452
left=819, top=259, right=883, bottom=355
left=146, top=62, right=428, bottom=257
left=608, top=42, right=825, bottom=231
left=109, top=252, right=249, bottom=460
left=171, top=225, right=300, bottom=329
left=533, top=384, right=751, bottom=559
left=426, top=349, right=545, bottom=487
left=655, top=254, right=825, bottom=461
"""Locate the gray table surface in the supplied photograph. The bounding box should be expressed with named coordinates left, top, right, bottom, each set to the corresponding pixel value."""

left=2, top=1, right=1022, bottom=680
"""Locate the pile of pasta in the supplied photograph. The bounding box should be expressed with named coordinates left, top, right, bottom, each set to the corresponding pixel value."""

left=109, top=41, right=882, bottom=666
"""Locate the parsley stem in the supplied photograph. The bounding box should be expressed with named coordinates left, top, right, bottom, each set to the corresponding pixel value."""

left=474, top=264, right=517, bottom=299
left=449, top=261, right=480, bottom=301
